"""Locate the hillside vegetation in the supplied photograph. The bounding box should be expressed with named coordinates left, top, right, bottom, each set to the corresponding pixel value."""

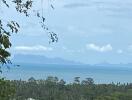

left=1, top=76, right=132, bottom=100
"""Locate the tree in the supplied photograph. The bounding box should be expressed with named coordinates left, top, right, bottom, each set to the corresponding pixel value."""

left=59, top=79, right=66, bottom=86
left=74, top=77, right=80, bottom=84
left=0, top=78, right=15, bottom=100
left=58, top=79, right=66, bottom=89
left=81, top=78, right=94, bottom=85
left=4, top=76, right=132, bottom=100
left=0, top=0, right=58, bottom=68
left=28, top=77, right=36, bottom=83
left=0, top=0, right=58, bottom=99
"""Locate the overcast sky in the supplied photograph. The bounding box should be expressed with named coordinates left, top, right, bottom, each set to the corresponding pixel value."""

left=2, top=0, right=132, bottom=64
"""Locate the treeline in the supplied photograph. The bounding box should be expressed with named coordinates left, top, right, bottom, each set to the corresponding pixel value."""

left=1, top=76, right=132, bottom=100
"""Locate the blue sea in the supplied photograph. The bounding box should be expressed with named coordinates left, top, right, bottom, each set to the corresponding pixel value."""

left=1, top=63, right=132, bottom=84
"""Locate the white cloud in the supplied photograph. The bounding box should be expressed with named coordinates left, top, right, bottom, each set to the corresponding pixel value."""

left=86, top=43, right=113, bottom=52
left=14, top=45, right=53, bottom=51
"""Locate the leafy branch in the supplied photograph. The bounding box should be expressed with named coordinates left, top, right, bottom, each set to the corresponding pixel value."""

left=0, top=0, right=58, bottom=70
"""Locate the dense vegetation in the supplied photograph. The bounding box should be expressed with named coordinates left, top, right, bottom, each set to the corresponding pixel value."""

left=0, top=78, right=15, bottom=100
left=1, top=76, right=132, bottom=100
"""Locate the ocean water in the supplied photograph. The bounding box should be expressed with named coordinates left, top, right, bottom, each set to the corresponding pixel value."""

left=1, top=63, right=132, bottom=84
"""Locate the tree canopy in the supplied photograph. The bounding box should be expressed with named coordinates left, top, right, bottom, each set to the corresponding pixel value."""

left=5, top=76, right=132, bottom=100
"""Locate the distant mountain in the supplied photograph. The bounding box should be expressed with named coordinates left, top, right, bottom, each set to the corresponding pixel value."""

left=94, top=62, right=132, bottom=68
left=12, top=54, right=82, bottom=65
left=94, top=61, right=113, bottom=67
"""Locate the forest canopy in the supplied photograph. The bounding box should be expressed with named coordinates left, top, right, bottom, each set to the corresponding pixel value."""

left=1, top=76, right=132, bottom=100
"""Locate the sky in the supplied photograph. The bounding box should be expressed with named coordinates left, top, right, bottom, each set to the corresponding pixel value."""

left=1, top=0, right=132, bottom=64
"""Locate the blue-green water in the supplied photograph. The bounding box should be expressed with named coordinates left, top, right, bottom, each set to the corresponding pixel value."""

left=2, top=64, right=132, bottom=83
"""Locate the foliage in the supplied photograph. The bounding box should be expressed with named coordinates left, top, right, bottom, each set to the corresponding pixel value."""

left=0, top=78, right=15, bottom=100
left=7, top=76, right=132, bottom=100
left=0, top=0, right=32, bottom=66
left=0, top=0, right=58, bottom=68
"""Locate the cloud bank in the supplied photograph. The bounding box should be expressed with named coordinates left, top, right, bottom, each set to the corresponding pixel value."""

left=86, top=43, right=113, bottom=52
left=14, top=45, right=53, bottom=51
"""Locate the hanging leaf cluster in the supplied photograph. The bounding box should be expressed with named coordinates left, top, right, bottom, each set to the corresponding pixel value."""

left=7, top=21, right=20, bottom=33
left=12, top=0, right=33, bottom=16
left=0, top=20, right=20, bottom=65
left=40, top=18, right=58, bottom=43
left=36, top=11, right=58, bottom=43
